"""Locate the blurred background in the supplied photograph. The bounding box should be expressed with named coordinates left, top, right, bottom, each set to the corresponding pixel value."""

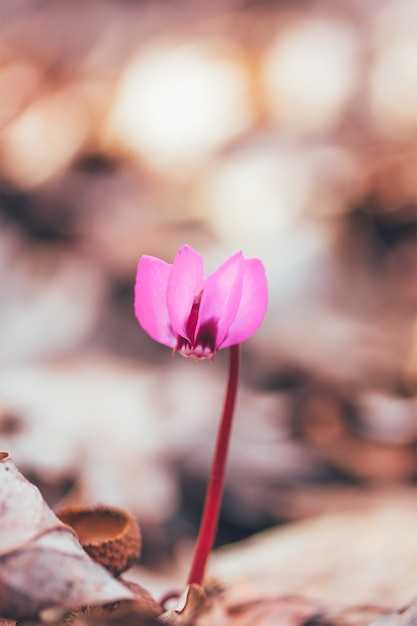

left=0, top=0, right=416, bottom=597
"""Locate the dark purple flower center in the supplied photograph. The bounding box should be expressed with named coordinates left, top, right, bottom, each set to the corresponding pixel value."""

left=176, top=292, right=217, bottom=359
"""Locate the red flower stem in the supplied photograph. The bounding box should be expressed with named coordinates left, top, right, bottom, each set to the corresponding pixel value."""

left=187, top=343, right=241, bottom=586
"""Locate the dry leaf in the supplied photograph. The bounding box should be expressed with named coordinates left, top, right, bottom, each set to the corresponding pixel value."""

left=227, top=595, right=320, bottom=626
left=160, top=584, right=208, bottom=625
left=313, top=605, right=391, bottom=626
left=366, top=598, right=417, bottom=626
left=160, top=583, right=230, bottom=626
left=212, top=492, right=417, bottom=608
left=84, top=580, right=162, bottom=622
left=0, top=451, right=59, bottom=554
left=0, top=452, right=133, bottom=620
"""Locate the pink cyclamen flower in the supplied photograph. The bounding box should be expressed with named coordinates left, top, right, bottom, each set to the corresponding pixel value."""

left=134, top=244, right=267, bottom=359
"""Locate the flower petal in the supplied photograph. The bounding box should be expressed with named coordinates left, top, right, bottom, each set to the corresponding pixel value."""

left=219, top=258, right=268, bottom=348
left=196, top=252, right=244, bottom=349
left=167, top=245, right=205, bottom=340
left=134, top=255, right=175, bottom=347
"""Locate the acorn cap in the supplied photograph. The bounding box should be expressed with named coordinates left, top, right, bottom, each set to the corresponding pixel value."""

left=57, top=504, right=141, bottom=576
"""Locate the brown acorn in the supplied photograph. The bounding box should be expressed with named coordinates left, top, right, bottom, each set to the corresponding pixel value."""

left=57, top=504, right=141, bottom=576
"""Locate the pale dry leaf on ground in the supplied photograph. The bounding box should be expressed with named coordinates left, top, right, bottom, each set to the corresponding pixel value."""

left=212, top=491, right=417, bottom=608
left=158, top=588, right=390, bottom=626
left=64, top=580, right=163, bottom=626
left=0, top=449, right=59, bottom=553
left=226, top=595, right=322, bottom=626
left=159, top=583, right=231, bottom=626
left=367, top=598, right=417, bottom=626
left=0, top=452, right=133, bottom=620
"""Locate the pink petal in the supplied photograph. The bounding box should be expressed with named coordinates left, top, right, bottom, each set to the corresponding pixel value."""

left=166, top=245, right=205, bottom=340
left=197, top=252, right=244, bottom=349
left=219, top=258, right=268, bottom=348
left=134, top=255, right=176, bottom=347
